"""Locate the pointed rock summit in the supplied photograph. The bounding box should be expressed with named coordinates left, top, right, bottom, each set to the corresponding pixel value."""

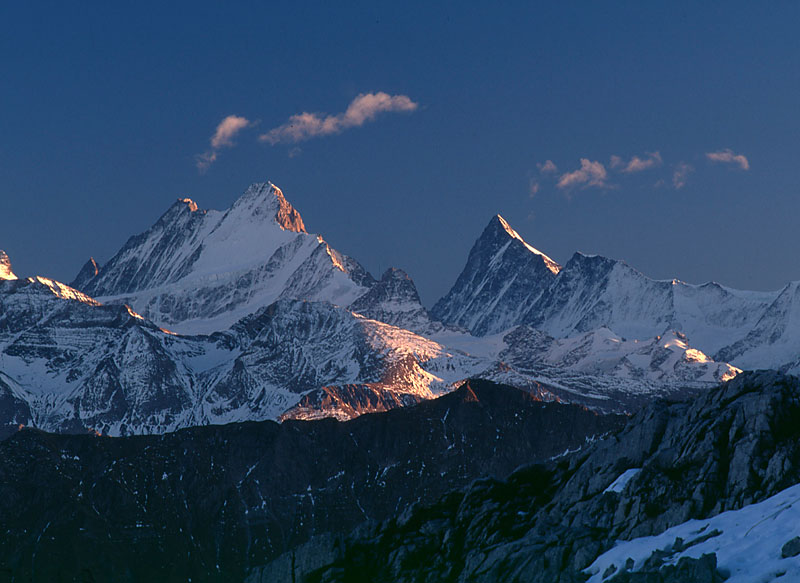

left=432, top=214, right=561, bottom=335
left=0, top=250, right=17, bottom=280
left=70, top=257, right=100, bottom=290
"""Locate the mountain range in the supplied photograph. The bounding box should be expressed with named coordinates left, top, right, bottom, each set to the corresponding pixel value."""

left=2, top=180, right=799, bottom=434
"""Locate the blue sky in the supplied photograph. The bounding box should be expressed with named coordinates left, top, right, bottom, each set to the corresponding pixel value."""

left=3, top=2, right=800, bottom=304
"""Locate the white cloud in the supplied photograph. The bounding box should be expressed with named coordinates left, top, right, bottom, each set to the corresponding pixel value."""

left=557, top=159, right=608, bottom=190
left=260, top=92, right=418, bottom=145
left=624, top=151, right=662, bottom=173
left=537, top=159, right=558, bottom=174
left=610, top=151, right=662, bottom=173
left=529, top=179, right=540, bottom=197
left=673, top=162, right=693, bottom=189
left=211, top=115, right=251, bottom=149
left=706, top=149, right=750, bottom=170
left=196, top=115, right=252, bottom=172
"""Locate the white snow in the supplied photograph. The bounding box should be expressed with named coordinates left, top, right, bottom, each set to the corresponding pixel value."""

left=603, top=468, right=640, bottom=494
left=586, top=482, right=800, bottom=583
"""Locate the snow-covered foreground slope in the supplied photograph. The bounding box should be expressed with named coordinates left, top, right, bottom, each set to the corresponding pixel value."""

left=71, top=183, right=376, bottom=334
left=586, top=482, right=800, bottom=582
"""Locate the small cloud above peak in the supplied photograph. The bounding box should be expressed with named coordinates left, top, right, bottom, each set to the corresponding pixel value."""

left=210, top=115, right=251, bottom=149
left=557, top=158, right=609, bottom=191
left=196, top=115, right=252, bottom=173
left=537, top=159, right=558, bottom=174
left=610, top=151, right=662, bottom=174
left=259, top=92, right=418, bottom=145
left=706, top=148, right=750, bottom=170
left=529, top=179, right=540, bottom=198
left=673, top=162, right=693, bottom=189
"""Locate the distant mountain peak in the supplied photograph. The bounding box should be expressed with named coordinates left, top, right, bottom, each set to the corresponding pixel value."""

left=70, top=257, right=100, bottom=289
left=68, top=181, right=370, bottom=333
left=232, top=181, right=306, bottom=233
left=488, top=215, right=560, bottom=274
left=0, top=250, right=17, bottom=280
left=432, top=214, right=562, bottom=335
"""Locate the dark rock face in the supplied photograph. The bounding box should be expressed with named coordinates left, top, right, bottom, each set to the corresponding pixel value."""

left=69, top=256, right=100, bottom=290
left=0, top=380, right=625, bottom=582
left=274, top=371, right=800, bottom=583
left=0, top=374, right=31, bottom=430
left=782, top=537, right=800, bottom=559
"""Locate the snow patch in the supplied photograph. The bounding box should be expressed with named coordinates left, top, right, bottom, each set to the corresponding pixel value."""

left=586, top=482, right=800, bottom=583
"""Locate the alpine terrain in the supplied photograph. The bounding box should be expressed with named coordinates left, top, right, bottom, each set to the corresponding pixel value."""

left=3, top=180, right=800, bottom=583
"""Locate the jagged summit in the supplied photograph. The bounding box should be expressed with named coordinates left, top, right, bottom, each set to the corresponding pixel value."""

left=69, top=181, right=371, bottom=333
left=350, top=267, right=443, bottom=334
left=0, top=250, right=17, bottom=280
left=431, top=214, right=562, bottom=335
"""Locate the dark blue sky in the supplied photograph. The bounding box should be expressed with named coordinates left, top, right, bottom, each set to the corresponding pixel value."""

left=3, top=2, right=800, bottom=304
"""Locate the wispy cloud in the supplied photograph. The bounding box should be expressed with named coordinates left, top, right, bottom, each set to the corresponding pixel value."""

left=610, top=151, right=662, bottom=174
left=196, top=115, right=252, bottom=172
left=537, top=159, right=558, bottom=174
left=557, top=159, right=609, bottom=190
left=706, top=148, right=749, bottom=170
left=673, top=162, right=693, bottom=189
left=529, top=179, right=540, bottom=197
left=259, top=92, right=418, bottom=145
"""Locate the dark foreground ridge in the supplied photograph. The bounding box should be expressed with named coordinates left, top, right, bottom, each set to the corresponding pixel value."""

left=0, top=380, right=624, bottom=582
left=256, top=371, right=800, bottom=583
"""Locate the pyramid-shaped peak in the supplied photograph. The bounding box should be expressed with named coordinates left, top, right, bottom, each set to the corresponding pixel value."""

left=232, top=181, right=306, bottom=233
left=70, top=257, right=100, bottom=290
left=0, top=250, right=17, bottom=280
left=484, top=214, right=560, bottom=274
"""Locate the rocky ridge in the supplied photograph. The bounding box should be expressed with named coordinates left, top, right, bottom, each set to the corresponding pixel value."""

left=263, top=371, right=800, bottom=582
left=0, top=380, right=626, bottom=582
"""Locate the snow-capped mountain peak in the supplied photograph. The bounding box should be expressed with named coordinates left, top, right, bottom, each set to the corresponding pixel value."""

left=0, top=251, right=17, bottom=280
left=494, top=215, right=560, bottom=274
left=431, top=214, right=562, bottom=335
left=220, top=182, right=306, bottom=234
left=69, top=181, right=373, bottom=334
